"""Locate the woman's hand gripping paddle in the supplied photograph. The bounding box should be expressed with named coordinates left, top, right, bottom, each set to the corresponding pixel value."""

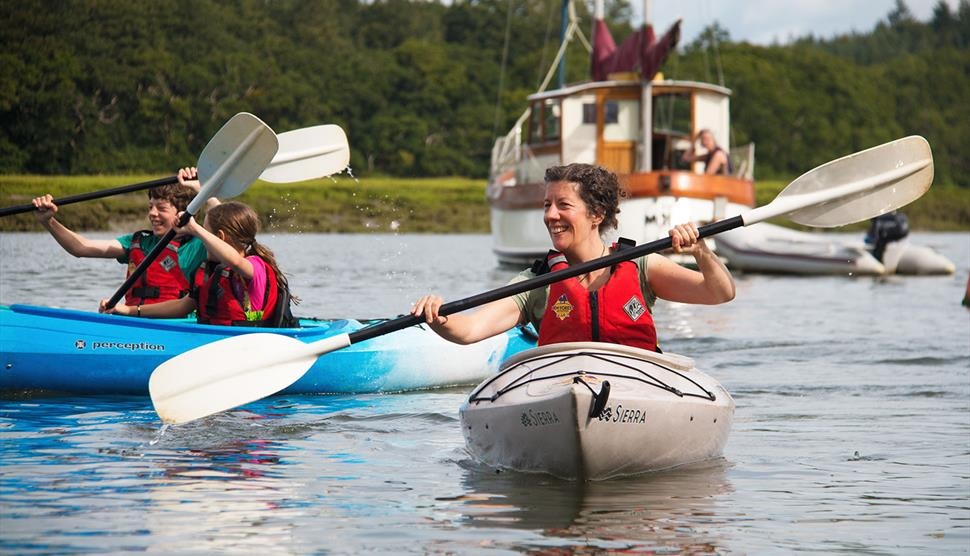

left=149, top=136, right=934, bottom=424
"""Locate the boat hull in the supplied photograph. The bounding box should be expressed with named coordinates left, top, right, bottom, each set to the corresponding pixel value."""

left=459, top=342, right=734, bottom=480
left=881, top=240, right=955, bottom=275
left=0, top=304, right=536, bottom=395
left=714, top=222, right=886, bottom=275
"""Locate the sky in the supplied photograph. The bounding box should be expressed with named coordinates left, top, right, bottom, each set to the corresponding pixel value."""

left=634, top=0, right=961, bottom=45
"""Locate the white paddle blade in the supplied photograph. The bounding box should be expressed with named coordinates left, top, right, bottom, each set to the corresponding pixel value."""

left=149, top=332, right=349, bottom=424
left=190, top=113, right=279, bottom=213
left=779, top=136, right=934, bottom=228
left=259, top=124, right=350, bottom=183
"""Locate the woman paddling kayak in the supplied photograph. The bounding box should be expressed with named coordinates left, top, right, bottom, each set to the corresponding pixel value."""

left=410, top=163, right=736, bottom=349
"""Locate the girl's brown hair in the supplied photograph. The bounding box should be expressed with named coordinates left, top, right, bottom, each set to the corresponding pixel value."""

left=205, top=201, right=295, bottom=302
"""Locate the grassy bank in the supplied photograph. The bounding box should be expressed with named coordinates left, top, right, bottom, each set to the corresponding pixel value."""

left=1, top=174, right=967, bottom=233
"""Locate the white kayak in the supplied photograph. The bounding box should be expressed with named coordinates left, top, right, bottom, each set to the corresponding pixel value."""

left=459, top=342, right=734, bottom=480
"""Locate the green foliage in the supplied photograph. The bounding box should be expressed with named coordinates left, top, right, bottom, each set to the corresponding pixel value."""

left=0, top=0, right=966, bottom=187
left=0, top=174, right=493, bottom=233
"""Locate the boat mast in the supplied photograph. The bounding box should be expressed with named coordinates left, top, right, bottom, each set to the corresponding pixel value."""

left=639, top=0, right=652, bottom=172
left=558, top=0, right=569, bottom=88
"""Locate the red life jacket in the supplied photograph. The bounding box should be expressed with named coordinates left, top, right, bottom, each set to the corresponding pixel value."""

left=194, top=259, right=281, bottom=327
left=124, top=230, right=191, bottom=306
left=537, top=247, right=658, bottom=351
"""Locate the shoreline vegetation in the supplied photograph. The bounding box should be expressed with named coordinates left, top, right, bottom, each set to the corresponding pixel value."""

left=1, top=174, right=967, bottom=234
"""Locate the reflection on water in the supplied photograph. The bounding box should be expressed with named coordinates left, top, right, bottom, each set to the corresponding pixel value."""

left=448, top=460, right=734, bottom=552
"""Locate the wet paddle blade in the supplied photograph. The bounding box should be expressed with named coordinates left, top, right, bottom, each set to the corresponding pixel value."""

left=771, top=136, right=933, bottom=227
left=150, top=332, right=351, bottom=424
left=259, top=124, right=350, bottom=183
left=190, top=113, right=279, bottom=212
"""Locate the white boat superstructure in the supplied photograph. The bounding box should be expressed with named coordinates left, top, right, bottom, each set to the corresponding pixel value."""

left=459, top=342, right=734, bottom=480
left=488, top=76, right=756, bottom=267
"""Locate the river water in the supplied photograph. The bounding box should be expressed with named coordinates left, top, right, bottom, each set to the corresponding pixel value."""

left=1, top=231, right=968, bottom=554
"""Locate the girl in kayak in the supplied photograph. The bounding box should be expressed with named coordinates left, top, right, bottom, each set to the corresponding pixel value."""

left=410, top=163, right=735, bottom=350
left=32, top=167, right=215, bottom=307
left=100, top=201, right=296, bottom=327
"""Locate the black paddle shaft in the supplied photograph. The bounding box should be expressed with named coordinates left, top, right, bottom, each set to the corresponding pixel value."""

left=348, top=215, right=745, bottom=345
left=103, top=211, right=194, bottom=309
left=0, top=176, right=179, bottom=217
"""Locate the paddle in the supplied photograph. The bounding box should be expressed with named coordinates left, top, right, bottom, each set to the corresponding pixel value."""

left=102, top=112, right=279, bottom=311
left=0, top=124, right=349, bottom=217
left=259, top=124, right=349, bottom=183
left=149, top=135, right=934, bottom=424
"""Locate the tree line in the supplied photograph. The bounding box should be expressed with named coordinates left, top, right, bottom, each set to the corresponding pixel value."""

left=1, top=0, right=967, bottom=186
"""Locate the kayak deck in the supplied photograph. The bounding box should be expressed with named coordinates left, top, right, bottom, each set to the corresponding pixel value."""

left=460, top=342, right=734, bottom=480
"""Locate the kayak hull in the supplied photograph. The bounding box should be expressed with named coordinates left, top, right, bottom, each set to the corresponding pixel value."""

left=0, top=304, right=536, bottom=395
left=459, top=342, right=734, bottom=480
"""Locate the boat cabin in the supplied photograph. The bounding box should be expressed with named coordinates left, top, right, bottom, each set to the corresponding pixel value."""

left=517, top=77, right=741, bottom=183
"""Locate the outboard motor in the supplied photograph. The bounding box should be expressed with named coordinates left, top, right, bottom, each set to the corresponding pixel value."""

left=865, top=212, right=910, bottom=262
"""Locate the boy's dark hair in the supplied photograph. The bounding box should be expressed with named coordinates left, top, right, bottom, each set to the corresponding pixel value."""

left=148, top=184, right=196, bottom=212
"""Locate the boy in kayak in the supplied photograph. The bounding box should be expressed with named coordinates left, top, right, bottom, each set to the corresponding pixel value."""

left=32, top=167, right=216, bottom=307
left=410, top=163, right=735, bottom=350
left=100, top=201, right=296, bottom=328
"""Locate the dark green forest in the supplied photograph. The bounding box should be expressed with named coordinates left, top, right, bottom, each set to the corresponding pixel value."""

left=1, top=0, right=968, bottom=186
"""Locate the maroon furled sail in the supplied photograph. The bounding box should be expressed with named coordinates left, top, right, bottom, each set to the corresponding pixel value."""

left=591, top=18, right=681, bottom=81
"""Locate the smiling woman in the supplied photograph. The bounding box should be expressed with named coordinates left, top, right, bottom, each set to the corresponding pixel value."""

left=409, top=162, right=736, bottom=349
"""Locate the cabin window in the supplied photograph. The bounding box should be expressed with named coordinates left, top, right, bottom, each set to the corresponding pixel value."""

left=543, top=99, right=561, bottom=142
left=653, top=93, right=691, bottom=137
left=603, top=99, right=638, bottom=142
left=528, top=102, right=542, bottom=144
left=652, top=92, right=693, bottom=169
left=604, top=101, right=619, bottom=124
left=582, top=103, right=596, bottom=124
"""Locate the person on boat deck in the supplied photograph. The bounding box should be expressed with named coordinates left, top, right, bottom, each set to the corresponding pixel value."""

left=681, top=129, right=732, bottom=176
left=410, top=163, right=735, bottom=351
left=99, top=201, right=297, bottom=328
left=31, top=167, right=218, bottom=307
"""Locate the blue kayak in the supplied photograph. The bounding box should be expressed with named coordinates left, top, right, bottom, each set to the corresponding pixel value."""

left=0, top=304, right=536, bottom=395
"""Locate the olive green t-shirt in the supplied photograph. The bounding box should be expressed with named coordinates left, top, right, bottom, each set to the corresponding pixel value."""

left=116, top=233, right=207, bottom=279
left=509, top=254, right=656, bottom=330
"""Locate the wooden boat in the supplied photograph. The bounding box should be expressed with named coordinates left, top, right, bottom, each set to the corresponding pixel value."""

left=459, top=342, right=734, bottom=480
left=0, top=304, right=536, bottom=395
